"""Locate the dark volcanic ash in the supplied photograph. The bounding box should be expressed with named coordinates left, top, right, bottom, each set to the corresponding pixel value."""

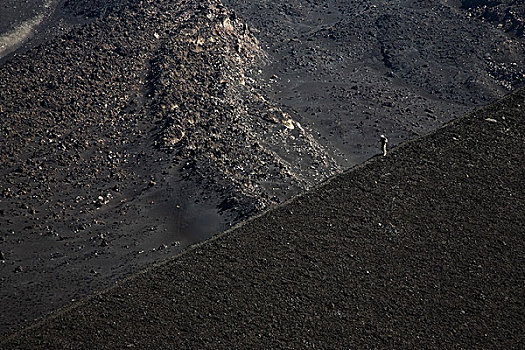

left=0, top=0, right=339, bottom=335
left=1, top=0, right=525, bottom=337
left=224, top=0, right=525, bottom=164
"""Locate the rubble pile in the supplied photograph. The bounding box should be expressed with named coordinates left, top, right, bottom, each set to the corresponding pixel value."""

left=148, top=3, right=340, bottom=214
left=0, top=0, right=340, bottom=235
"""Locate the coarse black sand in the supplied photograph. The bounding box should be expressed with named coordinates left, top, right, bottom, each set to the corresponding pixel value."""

left=1, top=0, right=524, bottom=341
left=2, top=86, right=523, bottom=349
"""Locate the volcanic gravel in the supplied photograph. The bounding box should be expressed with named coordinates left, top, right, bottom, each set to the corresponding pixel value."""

left=224, top=0, right=525, bottom=164
left=1, top=0, right=525, bottom=338
left=2, top=85, right=524, bottom=349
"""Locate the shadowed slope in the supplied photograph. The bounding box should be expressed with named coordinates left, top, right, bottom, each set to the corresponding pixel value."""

left=2, top=0, right=525, bottom=336
left=2, top=87, right=523, bottom=348
left=0, top=0, right=340, bottom=335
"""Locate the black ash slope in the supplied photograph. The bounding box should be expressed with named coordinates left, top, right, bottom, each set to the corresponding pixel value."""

left=2, top=0, right=525, bottom=338
left=2, top=87, right=524, bottom=349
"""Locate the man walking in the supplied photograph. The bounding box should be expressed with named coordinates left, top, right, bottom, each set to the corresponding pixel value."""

left=380, top=135, right=388, bottom=156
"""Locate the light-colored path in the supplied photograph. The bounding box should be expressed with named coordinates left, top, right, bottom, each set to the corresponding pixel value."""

left=0, top=0, right=54, bottom=58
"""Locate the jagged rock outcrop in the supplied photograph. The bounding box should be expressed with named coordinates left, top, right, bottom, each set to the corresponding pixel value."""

left=147, top=3, right=340, bottom=214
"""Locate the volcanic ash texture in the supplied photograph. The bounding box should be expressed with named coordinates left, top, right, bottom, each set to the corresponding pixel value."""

left=223, top=0, right=525, bottom=164
left=3, top=0, right=525, bottom=338
left=0, top=0, right=340, bottom=335
left=2, top=86, right=523, bottom=350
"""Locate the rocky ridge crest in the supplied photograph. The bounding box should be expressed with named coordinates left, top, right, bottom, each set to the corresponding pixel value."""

left=0, top=0, right=340, bottom=227
left=147, top=3, right=341, bottom=214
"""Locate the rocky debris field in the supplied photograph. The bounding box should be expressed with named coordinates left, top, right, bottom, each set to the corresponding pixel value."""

left=1, top=0, right=525, bottom=337
left=0, top=0, right=339, bottom=335
left=224, top=0, right=525, bottom=163
left=147, top=5, right=341, bottom=213
left=2, top=85, right=523, bottom=350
